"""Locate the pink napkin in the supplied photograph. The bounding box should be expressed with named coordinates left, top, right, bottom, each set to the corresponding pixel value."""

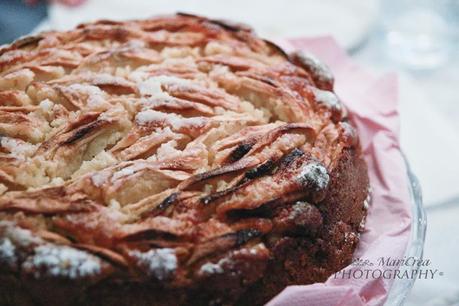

left=267, top=37, right=412, bottom=306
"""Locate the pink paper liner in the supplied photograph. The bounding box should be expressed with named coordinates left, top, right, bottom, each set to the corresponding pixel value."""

left=266, top=37, right=411, bottom=306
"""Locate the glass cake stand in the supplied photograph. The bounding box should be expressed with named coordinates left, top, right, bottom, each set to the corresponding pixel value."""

left=385, top=156, right=427, bottom=305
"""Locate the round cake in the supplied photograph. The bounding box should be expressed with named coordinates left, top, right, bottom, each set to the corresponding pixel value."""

left=0, top=13, right=369, bottom=306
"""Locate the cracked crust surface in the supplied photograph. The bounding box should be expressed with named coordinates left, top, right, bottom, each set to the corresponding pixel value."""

left=0, top=13, right=369, bottom=306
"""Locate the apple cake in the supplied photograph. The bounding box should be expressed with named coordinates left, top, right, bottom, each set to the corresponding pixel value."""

left=0, top=13, right=369, bottom=306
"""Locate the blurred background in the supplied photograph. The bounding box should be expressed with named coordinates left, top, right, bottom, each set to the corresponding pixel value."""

left=1, top=0, right=458, bottom=305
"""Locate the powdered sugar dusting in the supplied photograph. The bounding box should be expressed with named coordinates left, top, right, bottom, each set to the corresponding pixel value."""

left=91, top=73, right=129, bottom=86
left=67, top=84, right=106, bottom=107
left=344, top=231, right=358, bottom=243
left=289, top=201, right=310, bottom=221
left=340, top=121, right=357, bottom=143
left=200, top=261, right=224, bottom=275
left=156, top=140, right=181, bottom=160
left=22, top=244, right=102, bottom=279
left=2, top=222, right=41, bottom=247
left=135, top=109, right=206, bottom=129
left=0, top=223, right=42, bottom=268
left=198, top=244, right=266, bottom=276
left=359, top=215, right=367, bottom=232
left=311, top=87, right=342, bottom=111
left=137, top=75, right=196, bottom=100
left=298, top=161, right=329, bottom=190
left=130, top=248, right=177, bottom=280
left=0, top=238, right=17, bottom=267
left=0, top=137, right=36, bottom=156
left=293, top=51, right=333, bottom=84
left=0, top=50, right=28, bottom=63
left=364, top=187, right=372, bottom=210
left=149, top=75, right=193, bottom=87
left=138, top=78, right=171, bottom=100
left=135, top=109, right=168, bottom=125
left=112, top=166, right=136, bottom=181
left=359, top=188, right=372, bottom=231
left=91, top=171, right=111, bottom=187
left=39, top=99, right=54, bottom=112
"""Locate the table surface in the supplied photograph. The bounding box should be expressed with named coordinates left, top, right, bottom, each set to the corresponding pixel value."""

left=355, top=38, right=459, bottom=306
left=30, top=1, right=459, bottom=304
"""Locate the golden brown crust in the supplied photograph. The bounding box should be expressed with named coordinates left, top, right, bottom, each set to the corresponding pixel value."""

left=0, top=13, right=369, bottom=306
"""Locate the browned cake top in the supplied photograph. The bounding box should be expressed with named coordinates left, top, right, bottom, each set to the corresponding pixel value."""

left=0, top=13, right=358, bottom=285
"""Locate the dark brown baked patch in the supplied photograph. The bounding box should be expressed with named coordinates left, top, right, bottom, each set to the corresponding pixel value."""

left=0, top=13, right=369, bottom=306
